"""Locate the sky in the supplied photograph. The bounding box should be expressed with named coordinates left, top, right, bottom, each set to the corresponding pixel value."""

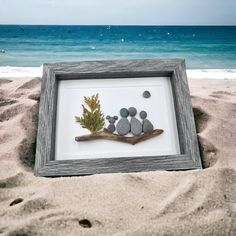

left=0, top=0, right=235, bottom=25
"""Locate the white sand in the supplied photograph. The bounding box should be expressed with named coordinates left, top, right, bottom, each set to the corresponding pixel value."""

left=0, top=77, right=235, bottom=235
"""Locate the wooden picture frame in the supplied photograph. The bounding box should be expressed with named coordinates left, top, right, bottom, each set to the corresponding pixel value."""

left=35, top=59, right=202, bottom=177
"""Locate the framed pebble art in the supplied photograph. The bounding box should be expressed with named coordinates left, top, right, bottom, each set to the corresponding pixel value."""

left=35, top=59, right=202, bottom=176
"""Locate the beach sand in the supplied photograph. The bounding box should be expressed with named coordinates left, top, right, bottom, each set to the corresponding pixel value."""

left=0, top=77, right=235, bottom=235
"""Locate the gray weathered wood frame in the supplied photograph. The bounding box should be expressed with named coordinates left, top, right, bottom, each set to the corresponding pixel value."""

left=35, top=59, right=202, bottom=177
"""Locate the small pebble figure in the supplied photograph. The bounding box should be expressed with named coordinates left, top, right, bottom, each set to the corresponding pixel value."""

left=116, top=108, right=130, bottom=136
left=129, top=107, right=142, bottom=136
left=104, top=115, right=118, bottom=133
left=140, top=111, right=154, bottom=133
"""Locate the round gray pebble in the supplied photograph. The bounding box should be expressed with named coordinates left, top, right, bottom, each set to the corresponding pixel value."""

left=128, top=107, right=137, bottom=117
left=130, top=117, right=142, bottom=136
left=139, top=111, right=147, bottom=119
left=143, top=119, right=154, bottom=133
left=106, top=124, right=116, bottom=133
left=116, top=118, right=130, bottom=136
left=120, top=108, right=129, bottom=118
left=143, top=90, right=151, bottom=98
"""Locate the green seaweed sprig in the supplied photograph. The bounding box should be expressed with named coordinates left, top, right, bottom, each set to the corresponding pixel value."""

left=75, top=93, right=105, bottom=134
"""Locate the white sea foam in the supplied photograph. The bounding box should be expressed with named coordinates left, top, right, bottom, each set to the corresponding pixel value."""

left=0, top=66, right=236, bottom=79
left=0, top=66, right=43, bottom=78
left=187, top=69, right=236, bottom=80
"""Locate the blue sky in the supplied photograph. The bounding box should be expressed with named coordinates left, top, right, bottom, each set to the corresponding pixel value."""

left=0, top=0, right=235, bottom=25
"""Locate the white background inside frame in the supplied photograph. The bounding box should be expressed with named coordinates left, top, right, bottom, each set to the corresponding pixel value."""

left=55, top=77, right=180, bottom=160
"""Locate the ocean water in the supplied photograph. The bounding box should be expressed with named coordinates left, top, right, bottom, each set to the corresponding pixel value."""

left=0, top=25, right=236, bottom=68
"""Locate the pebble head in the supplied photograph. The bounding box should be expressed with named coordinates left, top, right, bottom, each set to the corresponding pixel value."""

left=140, top=110, right=147, bottom=119
left=120, top=108, right=129, bottom=118
left=128, top=107, right=137, bottom=117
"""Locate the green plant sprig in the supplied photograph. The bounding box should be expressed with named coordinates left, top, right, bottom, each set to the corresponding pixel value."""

left=75, top=93, right=105, bottom=134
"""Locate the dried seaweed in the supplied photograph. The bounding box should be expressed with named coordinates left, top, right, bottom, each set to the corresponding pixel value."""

left=75, top=93, right=105, bottom=134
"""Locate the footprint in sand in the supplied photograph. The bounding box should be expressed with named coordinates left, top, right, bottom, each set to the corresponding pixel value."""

left=192, top=107, right=210, bottom=133
left=0, top=103, right=24, bottom=122
left=210, top=90, right=236, bottom=99
left=16, top=78, right=41, bottom=90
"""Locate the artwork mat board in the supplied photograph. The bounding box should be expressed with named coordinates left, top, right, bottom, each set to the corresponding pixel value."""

left=55, top=76, right=180, bottom=161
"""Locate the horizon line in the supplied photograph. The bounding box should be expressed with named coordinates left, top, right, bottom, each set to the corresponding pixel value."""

left=0, top=24, right=236, bottom=27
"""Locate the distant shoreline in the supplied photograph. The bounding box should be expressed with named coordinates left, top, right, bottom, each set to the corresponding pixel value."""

left=0, top=66, right=236, bottom=79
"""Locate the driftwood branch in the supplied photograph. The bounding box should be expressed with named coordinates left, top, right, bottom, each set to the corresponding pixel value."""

left=75, top=129, right=164, bottom=145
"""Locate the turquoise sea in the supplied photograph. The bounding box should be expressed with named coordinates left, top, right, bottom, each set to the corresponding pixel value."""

left=0, top=25, right=236, bottom=68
